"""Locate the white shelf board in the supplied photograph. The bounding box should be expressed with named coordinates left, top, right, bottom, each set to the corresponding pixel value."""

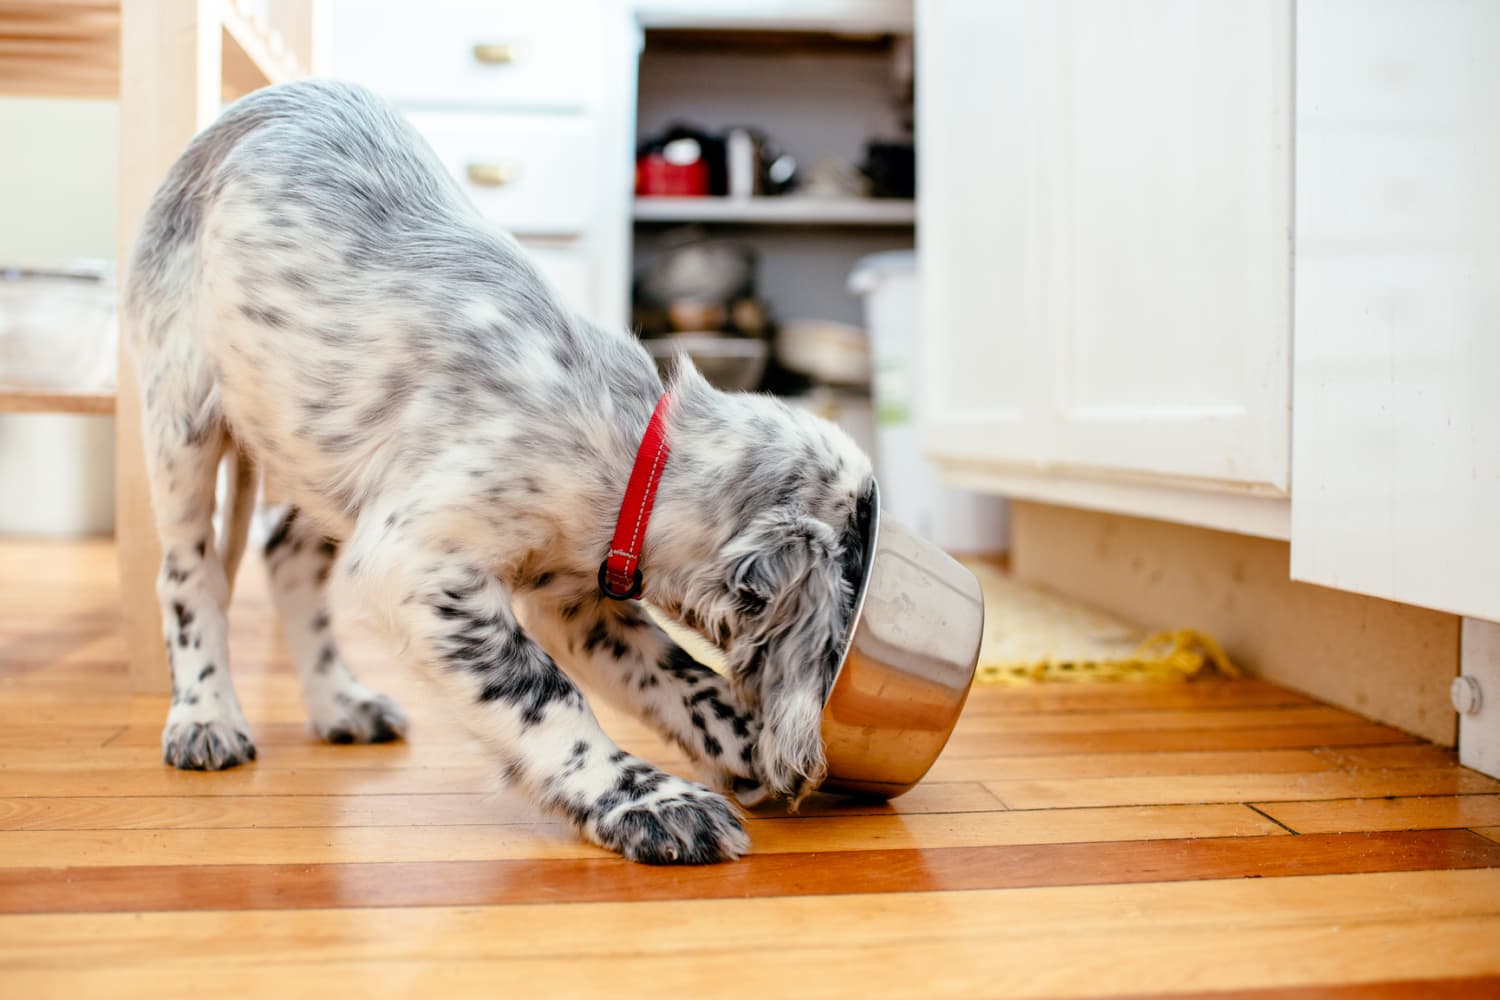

left=633, top=196, right=915, bottom=226
left=633, top=0, right=913, bottom=33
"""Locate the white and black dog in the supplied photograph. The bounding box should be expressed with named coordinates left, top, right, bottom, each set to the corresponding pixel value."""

left=123, top=80, right=875, bottom=864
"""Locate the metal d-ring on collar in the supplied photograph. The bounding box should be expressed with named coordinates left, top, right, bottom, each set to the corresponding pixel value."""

left=598, top=392, right=673, bottom=601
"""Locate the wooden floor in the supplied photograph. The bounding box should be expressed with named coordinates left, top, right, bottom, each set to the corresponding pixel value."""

left=3, top=539, right=1500, bottom=999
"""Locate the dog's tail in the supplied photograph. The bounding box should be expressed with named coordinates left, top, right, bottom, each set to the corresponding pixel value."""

left=218, top=443, right=256, bottom=598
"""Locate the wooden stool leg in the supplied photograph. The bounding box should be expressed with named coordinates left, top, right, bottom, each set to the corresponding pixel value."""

left=116, top=0, right=222, bottom=694
left=116, top=359, right=167, bottom=693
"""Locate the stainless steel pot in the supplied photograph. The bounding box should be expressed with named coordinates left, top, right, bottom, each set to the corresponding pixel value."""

left=820, top=484, right=985, bottom=798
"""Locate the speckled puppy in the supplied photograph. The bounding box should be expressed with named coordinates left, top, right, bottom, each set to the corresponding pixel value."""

left=123, top=80, right=874, bottom=865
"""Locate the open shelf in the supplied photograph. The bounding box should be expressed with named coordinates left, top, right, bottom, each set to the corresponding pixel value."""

left=0, top=385, right=115, bottom=416
left=634, top=196, right=915, bottom=227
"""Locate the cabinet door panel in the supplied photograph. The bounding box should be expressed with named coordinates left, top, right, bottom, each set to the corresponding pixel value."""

left=1290, top=0, right=1500, bottom=620
left=917, top=0, right=1049, bottom=466
left=919, top=0, right=1291, bottom=492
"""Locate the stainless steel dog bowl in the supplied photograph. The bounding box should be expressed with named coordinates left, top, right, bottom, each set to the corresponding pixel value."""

left=820, top=485, right=985, bottom=798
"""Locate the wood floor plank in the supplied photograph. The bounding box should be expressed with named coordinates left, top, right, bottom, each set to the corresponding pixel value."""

left=1309, top=744, right=1460, bottom=770
left=1475, top=827, right=1500, bottom=845
left=2, top=868, right=1496, bottom=970
left=0, top=766, right=1004, bottom=817
left=0, top=793, right=537, bottom=831
left=927, top=749, right=1331, bottom=782
left=958, top=679, right=1319, bottom=714
left=3, top=722, right=1420, bottom=768
left=0, top=724, right=124, bottom=748
left=2, top=829, right=1495, bottom=914
left=984, top=767, right=1500, bottom=810
left=0, top=766, right=495, bottom=798
left=1108, top=978, right=1500, bottom=1000
left=0, top=737, right=678, bottom=771
left=1254, top=795, right=1500, bottom=835
left=0, top=706, right=1418, bottom=759
left=0, top=803, right=1284, bottom=866
left=949, top=705, right=1368, bottom=734
left=5, top=915, right=1500, bottom=999
left=940, top=724, right=1418, bottom=758
left=0, top=785, right=1004, bottom=831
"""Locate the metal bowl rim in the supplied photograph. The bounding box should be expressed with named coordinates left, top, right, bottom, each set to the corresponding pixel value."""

left=824, top=480, right=882, bottom=707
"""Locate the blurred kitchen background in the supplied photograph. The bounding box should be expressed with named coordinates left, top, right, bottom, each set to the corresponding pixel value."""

left=0, top=0, right=1006, bottom=554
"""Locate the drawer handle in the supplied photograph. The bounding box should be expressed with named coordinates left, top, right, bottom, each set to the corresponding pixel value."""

left=466, top=162, right=517, bottom=188
left=473, top=42, right=519, bottom=65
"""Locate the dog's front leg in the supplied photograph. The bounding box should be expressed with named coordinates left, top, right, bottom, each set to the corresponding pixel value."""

left=345, top=542, right=748, bottom=864
left=522, top=595, right=764, bottom=802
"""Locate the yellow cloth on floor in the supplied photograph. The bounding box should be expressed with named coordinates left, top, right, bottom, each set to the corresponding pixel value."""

left=652, top=560, right=1238, bottom=687
left=964, top=560, right=1239, bottom=685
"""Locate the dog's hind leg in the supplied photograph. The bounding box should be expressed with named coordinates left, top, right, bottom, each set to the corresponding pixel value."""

left=522, top=596, right=764, bottom=801
left=261, top=505, right=408, bottom=744
left=134, top=341, right=257, bottom=770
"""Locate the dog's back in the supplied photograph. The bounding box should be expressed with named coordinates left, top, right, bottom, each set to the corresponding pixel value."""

left=125, top=79, right=653, bottom=537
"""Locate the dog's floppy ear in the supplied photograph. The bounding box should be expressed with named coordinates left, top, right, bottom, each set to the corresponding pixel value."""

left=721, top=508, right=851, bottom=804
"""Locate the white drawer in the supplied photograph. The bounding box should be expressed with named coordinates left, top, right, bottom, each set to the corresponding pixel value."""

left=330, top=0, right=604, bottom=111
left=409, top=112, right=597, bottom=236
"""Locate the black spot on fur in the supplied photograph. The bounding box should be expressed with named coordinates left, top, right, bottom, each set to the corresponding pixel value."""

left=198, top=664, right=215, bottom=682
left=164, top=553, right=192, bottom=584
left=239, top=303, right=290, bottom=328
left=264, top=508, right=298, bottom=556
left=478, top=659, right=580, bottom=727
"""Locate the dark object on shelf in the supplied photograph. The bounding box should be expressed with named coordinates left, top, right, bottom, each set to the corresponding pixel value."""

left=861, top=140, right=915, bottom=199
left=636, top=123, right=726, bottom=196
left=725, top=126, right=797, bottom=197
left=637, top=123, right=798, bottom=199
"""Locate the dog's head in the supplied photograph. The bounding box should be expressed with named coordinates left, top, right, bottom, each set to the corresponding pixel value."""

left=667, top=364, right=877, bottom=803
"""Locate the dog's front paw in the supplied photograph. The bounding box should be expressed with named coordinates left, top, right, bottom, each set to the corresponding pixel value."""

left=594, top=775, right=750, bottom=865
left=755, top=712, right=827, bottom=808
left=162, top=718, right=257, bottom=770
left=311, top=691, right=408, bottom=745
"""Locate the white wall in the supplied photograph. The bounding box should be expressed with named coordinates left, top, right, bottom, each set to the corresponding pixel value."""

left=0, top=98, right=119, bottom=267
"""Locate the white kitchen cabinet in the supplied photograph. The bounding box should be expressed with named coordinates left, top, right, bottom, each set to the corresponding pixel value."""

left=918, top=0, right=1293, bottom=533
left=328, top=0, right=637, bottom=327
left=1290, top=0, right=1500, bottom=622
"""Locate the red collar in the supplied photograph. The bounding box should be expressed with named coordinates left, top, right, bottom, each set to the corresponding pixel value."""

left=598, top=392, right=673, bottom=601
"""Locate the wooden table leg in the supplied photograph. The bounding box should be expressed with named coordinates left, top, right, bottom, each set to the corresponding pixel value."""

left=116, top=0, right=222, bottom=694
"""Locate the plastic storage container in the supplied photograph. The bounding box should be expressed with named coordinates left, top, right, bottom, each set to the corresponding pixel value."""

left=0, top=263, right=117, bottom=391
left=0, top=262, right=117, bottom=536
left=849, top=250, right=1008, bottom=553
